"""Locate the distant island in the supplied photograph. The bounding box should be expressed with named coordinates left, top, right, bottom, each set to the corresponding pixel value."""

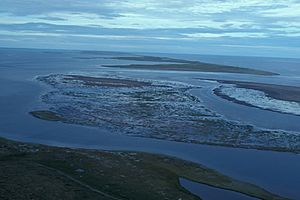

left=101, top=55, right=279, bottom=76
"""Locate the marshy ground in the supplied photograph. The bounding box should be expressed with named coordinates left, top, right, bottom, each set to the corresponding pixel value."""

left=31, top=74, right=300, bottom=153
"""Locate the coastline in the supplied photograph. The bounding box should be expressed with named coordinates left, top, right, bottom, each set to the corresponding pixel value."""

left=209, top=79, right=300, bottom=116
left=213, top=79, right=300, bottom=103
left=0, top=137, right=287, bottom=200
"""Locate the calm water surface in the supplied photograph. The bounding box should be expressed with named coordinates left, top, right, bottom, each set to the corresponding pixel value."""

left=0, top=48, right=299, bottom=199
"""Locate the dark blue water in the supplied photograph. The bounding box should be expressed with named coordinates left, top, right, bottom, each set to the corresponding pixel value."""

left=0, top=48, right=300, bottom=199
left=180, top=178, right=258, bottom=200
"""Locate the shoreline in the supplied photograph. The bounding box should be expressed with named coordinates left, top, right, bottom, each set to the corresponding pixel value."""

left=214, top=87, right=300, bottom=117
left=207, top=79, right=300, bottom=116
left=0, top=136, right=287, bottom=200
left=212, top=79, right=300, bottom=103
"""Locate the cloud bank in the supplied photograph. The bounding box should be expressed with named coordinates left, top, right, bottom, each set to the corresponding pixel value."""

left=0, top=0, right=300, bottom=57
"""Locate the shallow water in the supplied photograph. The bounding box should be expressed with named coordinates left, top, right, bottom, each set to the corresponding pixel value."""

left=180, top=178, right=258, bottom=200
left=0, top=48, right=300, bottom=199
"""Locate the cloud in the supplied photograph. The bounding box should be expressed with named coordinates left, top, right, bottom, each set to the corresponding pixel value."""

left=182, top=32, right=268, bottom=38
left=0, top=0, right=300, bottom=57
left=38, top=16, right=66, bottom=21
left=0, top=0, right=118, bottom=17
left=258, top=2, right=300, bottom=17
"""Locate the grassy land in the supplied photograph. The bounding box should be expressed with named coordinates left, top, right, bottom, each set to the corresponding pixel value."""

left=0, top=137, right=287, bottom=200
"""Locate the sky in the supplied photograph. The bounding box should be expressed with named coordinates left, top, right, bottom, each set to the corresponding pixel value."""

left=0, top=0, right=300, bottom=58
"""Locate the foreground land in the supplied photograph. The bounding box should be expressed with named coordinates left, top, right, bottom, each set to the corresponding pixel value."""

left=0, top=137, right=286, bottom=200
left=103, top=55, right=278, bottom=76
